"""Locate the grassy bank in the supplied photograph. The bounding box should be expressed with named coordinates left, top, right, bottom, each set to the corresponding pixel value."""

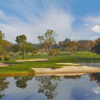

left=0, top=51, right=100, bottom=75
left=14, top=51, right=100, bottom=62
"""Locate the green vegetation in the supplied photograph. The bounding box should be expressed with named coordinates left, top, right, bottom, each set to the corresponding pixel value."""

left=0, top=51, right=100, bottom=75
left=0, top=57, right=2, bottom=62
left=38, top=30, right=57, bottom=60
left=4, top=57, right=10, bottom=61
left=0, top=29, right=100, bottom=75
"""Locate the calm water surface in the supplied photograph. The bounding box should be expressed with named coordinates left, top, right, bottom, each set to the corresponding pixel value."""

left=0, top=73, right=100, bottom=100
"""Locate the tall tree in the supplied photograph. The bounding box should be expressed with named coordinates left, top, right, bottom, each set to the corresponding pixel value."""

left=63, top=38, right=71, bottom=42
left=25, top=42, right=36, bottom=56
left=92, top=38, right=100, bottom=58
left=38, top=30, right=57, bottom=60
left=0, top=31, right=9, bottom=58
left=11, top=44, right=20, bottom=58
left=77, top=42, right=86, bottom=53
left=6, top=41, right=14, bottom=52
left=15, top=34, right=27, bottom=59
left=92, top=44, right=100, bottom=57
left=2, top=40, right=9, bottom=58
left=63, top=41, right=78, bottom=56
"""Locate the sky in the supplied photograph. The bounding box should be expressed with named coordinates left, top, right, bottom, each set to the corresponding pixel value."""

left=0, top=0, right=100, bottom=43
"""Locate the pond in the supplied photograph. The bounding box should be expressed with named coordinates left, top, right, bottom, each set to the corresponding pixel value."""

left=0, top=73, right=100, bottom=100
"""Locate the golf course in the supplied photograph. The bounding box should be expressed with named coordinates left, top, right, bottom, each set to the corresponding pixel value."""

left=0, top=51, right=100, bottom=76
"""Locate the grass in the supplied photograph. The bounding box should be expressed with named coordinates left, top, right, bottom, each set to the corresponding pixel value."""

left=0, top=51, right=100, bottom=75
left=14, top=51, right=100, bottom=62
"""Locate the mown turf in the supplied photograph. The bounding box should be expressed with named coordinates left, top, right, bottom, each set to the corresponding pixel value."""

left=14, top=51, right=100, bottom=62
left=0, top=51, right=100, bottom=74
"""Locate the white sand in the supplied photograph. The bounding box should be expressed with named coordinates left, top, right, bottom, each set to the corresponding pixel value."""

left=56, top=63, right=80, bottom=65
left=32, top=66, right=100, bottom=76
left=34, top=73, right=86, bottom=76
left=16, top=58, right=49, bottom=62
left=0, top=63, right=19, bottom=67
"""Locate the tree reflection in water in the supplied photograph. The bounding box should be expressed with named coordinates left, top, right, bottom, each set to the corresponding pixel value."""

left=35, top=76, right=61, bottom=99
left=14, top=76, right=33, bottom=89
left=0, top=77, right=9, bottom=99
left=64, top=75, right=82, bottom=80
left=89, top=73, right=100, bottom=84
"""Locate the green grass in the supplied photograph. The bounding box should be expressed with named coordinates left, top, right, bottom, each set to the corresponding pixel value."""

left=0, top=51, right=100, bottom=74
left=14, top=51, right=100, bottom=62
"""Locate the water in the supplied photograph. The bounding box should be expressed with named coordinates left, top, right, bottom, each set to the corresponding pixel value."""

left=0, top=73, right=100, bottom=100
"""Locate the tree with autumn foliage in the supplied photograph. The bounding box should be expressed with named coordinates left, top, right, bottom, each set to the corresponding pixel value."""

left=38, top=30, right=57, bottom=60
left=63, top=41, right=78, bottom=56
left=77, top=42, right=87, bottom=53
left=0, top=31, right=9, bottom=58
left=92, top=38, right=100, bottom=58
left=25, top=42, right=36, bottom=56
left=85, top=40, right=97, bottom=55
left=6, top=41, right=14, bottom=52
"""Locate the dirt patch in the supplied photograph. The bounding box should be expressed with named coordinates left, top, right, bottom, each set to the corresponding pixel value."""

left=16, top=58, right=49, bottom=62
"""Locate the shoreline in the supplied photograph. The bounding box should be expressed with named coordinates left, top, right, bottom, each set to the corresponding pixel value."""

left=32, top=66, right=100, bottom=76
left=0, top=72, right=34, bottom=77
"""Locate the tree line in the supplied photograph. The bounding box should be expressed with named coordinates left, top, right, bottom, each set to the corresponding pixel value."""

left=0, top=29, right=100, bottom=60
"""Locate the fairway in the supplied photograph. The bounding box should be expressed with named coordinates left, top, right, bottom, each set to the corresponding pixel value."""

left=0, top=51, right=100, bottom=75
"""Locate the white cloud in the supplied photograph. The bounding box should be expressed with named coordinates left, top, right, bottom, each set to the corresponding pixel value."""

left=84, top=23, right=89, bottom=26
left=91, top=25, right=100, bottom=33
left=82, top=15, right=100, bottom=36
left=83, top=16, right=100, bottom=24
left=0, top=8, right=76, bottom=43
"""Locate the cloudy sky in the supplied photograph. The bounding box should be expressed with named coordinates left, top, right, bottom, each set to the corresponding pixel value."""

left=0, top=0, right=100, bottom=43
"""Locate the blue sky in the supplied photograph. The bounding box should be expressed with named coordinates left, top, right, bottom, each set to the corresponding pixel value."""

left=0, top=0, right=100, bottom=43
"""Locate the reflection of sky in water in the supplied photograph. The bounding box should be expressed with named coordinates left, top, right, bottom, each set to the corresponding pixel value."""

left=1, top=74, right=100, bottom=100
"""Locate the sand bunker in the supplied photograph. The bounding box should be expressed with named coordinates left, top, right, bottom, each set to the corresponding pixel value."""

left=0, top=63, right=20, bottom=67
left=16, top=58, right=49, bottom=62
left=34, top=73, right=86, bottom=76
left=32, top=66, right=100, bottom=76
left=56, top=63, right=80, bottom=66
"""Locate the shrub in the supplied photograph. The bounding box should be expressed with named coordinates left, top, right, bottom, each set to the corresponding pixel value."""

left=19, top=53, right=23, bottom=56
left=0, top=57, right=2, bottom=61
left=61, top=58, right=77, bottom=61
left=9, top=54, right=14, bottom=56
left=4, top=57, right=10, bottom=61
left=73, top=58, right=77, bottom=61
left=38, top=54, right=41, bottom=56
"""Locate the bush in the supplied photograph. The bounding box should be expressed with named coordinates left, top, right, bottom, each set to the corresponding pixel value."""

left=9, top=54, right=14, bottom=56
left=19, top=53, right=23, bottom=56
left=60, top=58, right=77, bottom=61
left=0, top=57, right=2, bottom=61
left=4, top=57, right=10, bottom=61
left=73, top=58, right=77, bottom=61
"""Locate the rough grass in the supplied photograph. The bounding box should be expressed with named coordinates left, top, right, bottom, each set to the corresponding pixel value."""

left=14, top=51, right=100, bottom=62
left=0, top=51, right=100, bottom=74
